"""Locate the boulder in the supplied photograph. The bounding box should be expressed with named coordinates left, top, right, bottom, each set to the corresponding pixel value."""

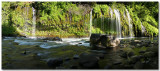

left=53, top=37, right=62, bottom=41
left=73, top=54, right=79, bottom=59
left=79, top=53, right=99, bottom=69
left=134, top=61, right=143, bottom=69
left=104, top=65, right=111, bottom=69
left=90, top=34, right=120, bottom=48
left=129, top=55, right=143, bottom=64
left=100, top=35, right=112, bottom=47
left=90, top=34, right=101, bottom=46
left=47, top=58, right=63, bottom=68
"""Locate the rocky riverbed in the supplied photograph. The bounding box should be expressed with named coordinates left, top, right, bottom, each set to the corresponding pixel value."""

left=2, top=37, right=158, bottom=69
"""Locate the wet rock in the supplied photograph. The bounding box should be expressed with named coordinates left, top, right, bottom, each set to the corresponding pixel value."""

left=70, top=65, right=78, bottom=69
left=100, top=35, right=112, bottom=47
left=96, top=53, right=105, bottom=59
left=134, top=40, right=141, bottom=43
left=42, top=37, right=62, bottom=41
left=65, top=57, right=71, bottom=61
left=53, top=37, right=62, bottom=41
left=12, top=42, right=19, bottom=45
left=90, top=34, right=120, bottom=48
left=139, top=50, right=146, bottom=54
left=134, top=61, right=143, bottom=69
left=129, top=55, right=143, bottom=64
left=120, top=51, right=134, bottom=58
left=79, top=53, right=99, bottom=69
left=56, top=66, right=65, bottom=69
left=146, top=47, right=158, bottom=55
left=89, top=50, right=107, bottom=54
left=90, top=34, right=101, bottom=46
left=104, top=65, right=111, bottom=69
left=113, top=61, right=121, bottom=65
left=143, top=51, right=155, bottom=58
left=128, top=52, right=134, bottom=57
left=47, top=58, right=63, bottom=68
left=100, top=35, right=120, bottom=48
left=124, top=65, right=134, bottom=69
left=73, top=54, right=79, bottom=59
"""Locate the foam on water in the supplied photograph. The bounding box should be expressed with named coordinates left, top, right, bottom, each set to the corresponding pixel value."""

left=13, top=37, right=90, bottom=49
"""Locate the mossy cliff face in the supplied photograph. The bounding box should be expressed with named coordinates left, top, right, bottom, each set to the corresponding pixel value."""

left=2, top=2, right=158, bottom=37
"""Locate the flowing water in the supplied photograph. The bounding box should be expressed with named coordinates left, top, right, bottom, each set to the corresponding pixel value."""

left=114, top=9, right=122, bottom=38
left=126, top=9, right=134, bottom=37
left=9, top=37, right=90, bottom=49
left=31, top=7, right=36, bottom=39
left=109, top=7, right=113, bottom=34
left=141, top=22, right=146, bottom=35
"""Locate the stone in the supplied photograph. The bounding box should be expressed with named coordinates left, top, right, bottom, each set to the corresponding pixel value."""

left=56, top=66, right=65, bottom=69
left=128, top=52, right=134, bottom=57
left=139, top=50, right=146, bottom=54
left=90, top=34, right=101, bottom=46
left=96, top=53, right=105, bottom=59
left=47, top=58, right=63, bottom=68
left=143, top=51, right=155, bottom=58
left=12, top=42, right=19, bottom=45
left=79, top=53, right=99, bottom=69
left=65, top=57, right=71, bottom=61
left=70, top=65, right=78, bottom=69
left=120, top=51, right=134, bottom=58
left=53, top=37, right=62, bottom=41
left=113, top=61, right=121, bottom=65
left=104, top=65, right=111, bottom=69
left=129, top=55, right=143, bottom=64
left=134, top=61, right=143, bottom=69
left=73, top=54, right=79, bottom=59
left=42, top=37, right=62, bottom=41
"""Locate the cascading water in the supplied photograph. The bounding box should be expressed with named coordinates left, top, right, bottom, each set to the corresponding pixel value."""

left=32, top=7, right=36, bottom=39
left=89, top=9, right=92, bottom=37
left=109, top=7, right=113, bottom=34
left=126, top=9, right=133, bottom=37
left=141, top=22, right=146, bottom=34
left=114, top=9, right=122, bottom=38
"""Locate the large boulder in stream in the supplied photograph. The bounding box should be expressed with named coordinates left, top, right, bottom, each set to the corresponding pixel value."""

left=90, top=34, right=120, bottom=48
left=90, top=34, right=101, bottom=46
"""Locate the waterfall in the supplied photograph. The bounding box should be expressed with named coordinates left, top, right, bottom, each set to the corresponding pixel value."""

left=32, top=7, right=36, bottom=39
left=89, top=9, right=92, bottom=37
left=126, top=9, right=133, bottom=37
left=114, top=9, right=122, bottom=38
left=109, top=7, right=113, bottom=34
left=141, top=22, right=146, bottom=34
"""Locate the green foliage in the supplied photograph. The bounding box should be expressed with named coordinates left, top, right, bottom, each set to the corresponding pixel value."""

left=2, top=2, right=158, bottom=37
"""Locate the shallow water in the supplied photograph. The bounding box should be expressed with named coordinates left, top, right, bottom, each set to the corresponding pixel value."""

left=2, top=36, right=158, bottom=69
left=3, top=37, right=90, bottom=49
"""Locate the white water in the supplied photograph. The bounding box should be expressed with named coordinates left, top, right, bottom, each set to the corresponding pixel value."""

left=114, top=9, right=122, bottom=38
left=126, top=9, right=133, bottom=37
left=90, top=9, right=92, bottom=37
left=141, top=22, right=146, bottom=34
left=31, top=7, right=36, bottom=39
left=109, top=7, right=114, bottom=33
left=12, top=37, right=90, bottom=49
